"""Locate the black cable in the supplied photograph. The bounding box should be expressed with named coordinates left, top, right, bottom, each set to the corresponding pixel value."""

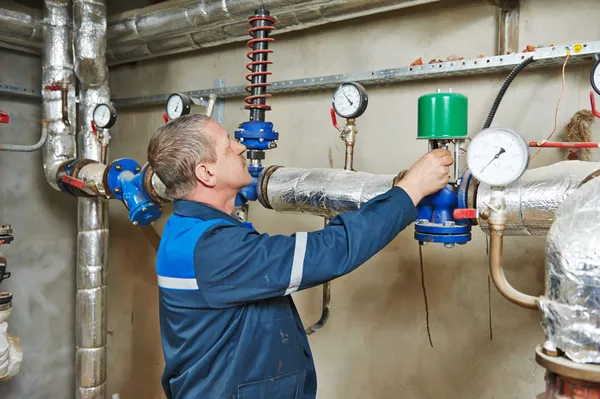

left=482, top=56, right=535, bottom=130
left=419, top=245, right=433, bottom=348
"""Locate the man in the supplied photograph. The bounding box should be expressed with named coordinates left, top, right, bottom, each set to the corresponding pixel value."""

left=148, top=113, right=452, bottom=398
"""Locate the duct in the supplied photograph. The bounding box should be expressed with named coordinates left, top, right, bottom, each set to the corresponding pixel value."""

left=477, top=161, right=600, bottom=236
left=538, top=177, right=600, bottom=364
left=42, top=0, right=77, bottom=190
left=258, top=166, right=397, bottom=218
left=0, top=1, right=42, bottom=53
left=73, top=0, right=109, bottom=397
left=105, top=0, right=442, bottom=65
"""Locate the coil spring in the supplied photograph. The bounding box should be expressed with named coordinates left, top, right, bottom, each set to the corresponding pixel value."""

left=245, top=15, right=276, bottom=111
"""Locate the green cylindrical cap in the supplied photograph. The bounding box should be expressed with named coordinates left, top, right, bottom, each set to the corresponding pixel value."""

left=417, top=92, right=468, bottom=139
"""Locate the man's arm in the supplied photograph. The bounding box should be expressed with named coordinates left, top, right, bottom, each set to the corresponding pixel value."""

left=194, top=149, right=453, bottom=308
left=194, top=186, right=417, bottom=308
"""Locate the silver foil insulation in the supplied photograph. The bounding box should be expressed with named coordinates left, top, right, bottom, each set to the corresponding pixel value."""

left=258, top=166, right=397, bottom=218
left=477, top=161, right=600, bottom=235
left=539, top=176, right=600, bottom=364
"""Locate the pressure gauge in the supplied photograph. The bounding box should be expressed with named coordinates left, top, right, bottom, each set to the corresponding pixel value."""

left=92, top=103, right=117, bottom=129
left=166, top=93, right=192, bottom=120
left=591, top=54, right=600, bottom=96
left=332, top=82, right=368, bottom=119
left=467, top=128, right=529, bottom=186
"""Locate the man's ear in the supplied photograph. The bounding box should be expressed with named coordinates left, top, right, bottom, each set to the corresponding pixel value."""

left=195, top=163, right=217, bottom=187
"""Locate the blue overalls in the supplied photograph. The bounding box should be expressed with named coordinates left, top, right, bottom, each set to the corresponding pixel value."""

left=156, top=186, right=417, bottom=398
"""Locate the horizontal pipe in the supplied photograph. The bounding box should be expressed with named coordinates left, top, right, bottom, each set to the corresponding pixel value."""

left=528, top=141, right=600, bottom=148
left=0, top=1, right=42, bottom=53
left=476, top=160, right=600, bottom=235
left=258, top=166, right=398, bottom=218
left=0, top=119, right=48, bottom=152
left=0, top=0, right=442, bottom=64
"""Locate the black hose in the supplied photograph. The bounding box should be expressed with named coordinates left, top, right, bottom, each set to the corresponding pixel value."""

left=482, top=56, right=535, bottom=130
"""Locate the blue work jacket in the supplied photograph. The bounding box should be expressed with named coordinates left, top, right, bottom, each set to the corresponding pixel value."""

left=156, top=186, right=417, bottom=398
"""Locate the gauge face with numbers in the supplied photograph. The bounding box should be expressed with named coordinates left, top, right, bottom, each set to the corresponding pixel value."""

left=591, top=56, right=600, bottom=96
left=92, top=103, right=117, bottom=129
left=166, top=93, right=192, bottom=120
left=332, top=82, right=368, bottom=119
left=467, top=127, right=529, bottom=186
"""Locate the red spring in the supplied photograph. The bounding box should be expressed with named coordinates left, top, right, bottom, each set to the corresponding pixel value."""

left=245, top=15, right=276, bottom=111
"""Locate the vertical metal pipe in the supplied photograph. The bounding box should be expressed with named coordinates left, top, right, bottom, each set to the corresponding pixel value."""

left=42, top=0, right=77, bottom=189
left=73, top=0, right=109, bottom=397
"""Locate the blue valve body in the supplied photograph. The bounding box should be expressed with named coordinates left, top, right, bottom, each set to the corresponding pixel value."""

left=106, top=158, right=162, bottom=226
left=414, top=183, right=472, bottom=245
left=234, top=121, right=279, bottom=150
left=234, top=121, right=279, bottom=206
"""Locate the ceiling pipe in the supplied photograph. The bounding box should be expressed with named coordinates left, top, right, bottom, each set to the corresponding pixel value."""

left=1, top=0, right=443, bottom=65
left=105, top=0, right=442, bottom=65
left=73, top=0, right=110, bottom=397
left=0, top=1, right=42, bottom=53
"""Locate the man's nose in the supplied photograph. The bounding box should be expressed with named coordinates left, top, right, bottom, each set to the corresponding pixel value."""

left=233, top=140, right=246, bottom=154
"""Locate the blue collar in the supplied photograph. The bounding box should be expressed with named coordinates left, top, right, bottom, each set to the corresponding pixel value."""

left=173, top=200, right=244, bottom=226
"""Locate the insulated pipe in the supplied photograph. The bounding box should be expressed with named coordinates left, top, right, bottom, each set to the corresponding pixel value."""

left=3, top=0, right=442, bottom=64
left=105, top=0, right=442, bottom=65
left=42, top=0, right=77, bottom=190
left=73, top=0, right=109, bottom=397
left=476, top=161, right=600, bottom=235
left=258, top=167, right=398, bottom=218
left=0, top=1, right=42, bottom=53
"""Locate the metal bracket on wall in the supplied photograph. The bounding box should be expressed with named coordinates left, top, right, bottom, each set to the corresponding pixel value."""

left=489, top=0, right=520, bottom=55
left=213, top=78, right=225, bottom=125
left=0, top=84, right=41, bottom=100
left=111, top=40, right=600, bottom=109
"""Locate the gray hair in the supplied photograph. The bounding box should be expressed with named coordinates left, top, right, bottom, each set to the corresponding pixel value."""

left=147, top=114, right=216, bottom=199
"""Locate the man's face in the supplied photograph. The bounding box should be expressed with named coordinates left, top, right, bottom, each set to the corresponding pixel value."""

left=206, top=120, right=252, bottom=191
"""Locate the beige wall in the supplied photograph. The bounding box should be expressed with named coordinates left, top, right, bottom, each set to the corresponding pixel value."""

left=107, top=0, right=600, bottom=397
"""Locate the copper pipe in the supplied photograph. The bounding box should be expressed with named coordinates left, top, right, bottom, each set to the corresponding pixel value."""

left=306, top=217, right=331, bottom=336
left=489, top=222, right=538, bottom=309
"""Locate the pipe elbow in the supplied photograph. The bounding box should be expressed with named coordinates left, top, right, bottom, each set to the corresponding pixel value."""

left=489, top=223, right=539, bottom=310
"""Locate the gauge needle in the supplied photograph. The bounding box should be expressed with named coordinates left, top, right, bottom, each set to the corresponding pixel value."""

left=343, top=92, right=353, bottom=105
left=480, top=147, right=506, bottom=173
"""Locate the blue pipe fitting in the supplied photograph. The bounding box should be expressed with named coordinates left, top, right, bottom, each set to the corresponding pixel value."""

left=106, top=158, right=163, bottom=226
left=234, top=120, right=279, bottom=206
left=414, top=184, right=472, bottom=246
left=234, top=121, right=279, bottom=150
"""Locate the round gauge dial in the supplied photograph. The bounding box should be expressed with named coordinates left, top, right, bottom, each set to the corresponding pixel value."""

left=332, top=82, right=368, bottom=119
left=92, top=103, right=117, bottom=129
left=591, top=55, right=600, bottom=96
left=166, top=93, right=192, bottom=120
left=467, top=127, right=529, bottom=186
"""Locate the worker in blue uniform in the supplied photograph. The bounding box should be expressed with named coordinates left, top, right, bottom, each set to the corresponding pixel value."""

left=147, top=113, right=452, bottom=399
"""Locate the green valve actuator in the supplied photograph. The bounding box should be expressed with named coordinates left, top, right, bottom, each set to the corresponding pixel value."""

left=418, top=91, right=468, bottom=139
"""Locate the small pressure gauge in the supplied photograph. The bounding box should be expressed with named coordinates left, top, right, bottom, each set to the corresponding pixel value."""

left=332, top=82, right=368, bottom=119
left=591, top=54, right=600, bottom=96
left=467, top=128, right=529, bottom=186
left=166, top=93, right=192, bottom=120
left=92, top=103, right=117, bottom=129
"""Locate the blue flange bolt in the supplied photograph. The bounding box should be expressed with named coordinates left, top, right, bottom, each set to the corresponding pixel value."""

left=106, top=159, right=163, bottom=226
left=234, top=6, right=279, bottom=218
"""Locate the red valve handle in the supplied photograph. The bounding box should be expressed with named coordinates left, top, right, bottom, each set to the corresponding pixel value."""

left=44, top=85, right=62, bottom=91
left=61, top=175, right=86, bottom=189
left=591, top=91, right=600, bottom=119
left=453, top=208, right=478, bottom=220
left=330, top=108, right=340, bottom=131
left=0, top=111, right=9, bottom=124
left=163, top=113, right=169, bottom=124
left=90, top=120, right=98, bottom=136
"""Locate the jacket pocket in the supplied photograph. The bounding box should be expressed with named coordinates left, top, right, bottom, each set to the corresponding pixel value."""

left=237, top=369, right=304, bottom=399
